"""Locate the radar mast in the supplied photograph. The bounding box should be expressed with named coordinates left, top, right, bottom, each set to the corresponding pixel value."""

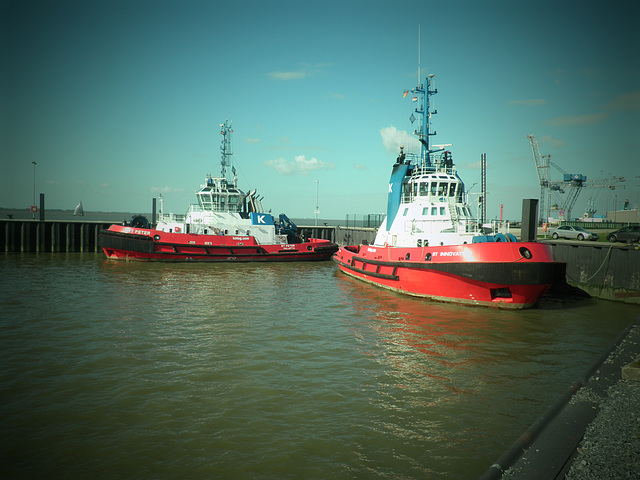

left=219, top=120, right=236, bottom=184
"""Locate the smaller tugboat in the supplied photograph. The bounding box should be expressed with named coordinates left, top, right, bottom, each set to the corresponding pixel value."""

left=100, top=120, right=338, bottom=262
left=333, top=75, right=565, bottom=309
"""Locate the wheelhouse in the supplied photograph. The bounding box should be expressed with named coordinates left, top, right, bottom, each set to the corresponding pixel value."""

left=196, top=176, right=244, bottom=213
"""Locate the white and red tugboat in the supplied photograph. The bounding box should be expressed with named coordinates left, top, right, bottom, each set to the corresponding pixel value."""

left=100, top=121, right=338, bottom=262
left=333, top=76, right=564, bottom=309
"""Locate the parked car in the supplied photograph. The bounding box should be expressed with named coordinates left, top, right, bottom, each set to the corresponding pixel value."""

left=607, top=226, right=640, bottom=244
left=549, top=225, right=599, bottom=241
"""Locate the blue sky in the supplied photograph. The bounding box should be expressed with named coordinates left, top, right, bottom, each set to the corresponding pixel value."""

left=3, top=0, right=639, bottom=221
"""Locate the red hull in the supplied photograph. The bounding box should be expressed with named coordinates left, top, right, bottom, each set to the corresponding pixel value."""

left=99, top=225, right=338, bottom=262
left=333, top=242, right=564, bottom=309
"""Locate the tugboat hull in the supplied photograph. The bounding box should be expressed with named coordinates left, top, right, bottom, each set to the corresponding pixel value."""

left=333, top=242, right=565, bottom=309
left=100, top=225, right=338, bottom=262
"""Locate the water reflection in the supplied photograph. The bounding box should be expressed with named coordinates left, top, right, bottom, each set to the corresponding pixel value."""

left=333, top=269, right=638, bottom=477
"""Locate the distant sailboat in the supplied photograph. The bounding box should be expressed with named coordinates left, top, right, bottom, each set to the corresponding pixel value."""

left=74, top=202, right=84, bottom=216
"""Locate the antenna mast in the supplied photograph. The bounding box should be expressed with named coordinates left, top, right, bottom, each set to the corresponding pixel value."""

left=405, top=25, right=441, bottom=168
left=418, top=25, right=421, bottom=84
left=220, top=119, right=234, bottom=181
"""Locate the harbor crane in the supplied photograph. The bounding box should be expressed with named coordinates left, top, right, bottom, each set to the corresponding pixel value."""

left=527, top=135, right=625, bottom=223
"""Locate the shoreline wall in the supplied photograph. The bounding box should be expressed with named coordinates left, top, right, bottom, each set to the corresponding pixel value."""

left=1, top=220, right=117, bottom=253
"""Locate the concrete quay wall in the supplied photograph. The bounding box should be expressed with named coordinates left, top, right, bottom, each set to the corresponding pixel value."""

left=543, top=240, right=640, bottom=305
left=298, top=226, right=377, bottom=246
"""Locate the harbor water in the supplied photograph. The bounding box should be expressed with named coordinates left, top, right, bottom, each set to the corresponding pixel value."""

left=2, top=253, right=639, bottom=479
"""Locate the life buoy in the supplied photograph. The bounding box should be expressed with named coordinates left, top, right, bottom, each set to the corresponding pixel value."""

left=384, top=242, right=388, bottom=247
left=175, top=227, right=180, bottom=233
left=30, top=205, right=38, bottom=213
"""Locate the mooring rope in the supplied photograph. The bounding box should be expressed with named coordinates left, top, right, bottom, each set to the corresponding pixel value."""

left=566, top=244, right=614, bottom=283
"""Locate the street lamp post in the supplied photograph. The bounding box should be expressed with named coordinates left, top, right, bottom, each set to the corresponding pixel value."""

left=314, top=179, right=319, bottom=226
left=32, top=161, right=37, bottom=219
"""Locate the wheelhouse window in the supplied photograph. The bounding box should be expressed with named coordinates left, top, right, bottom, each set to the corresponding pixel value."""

left=438, top=182, right=448, bottom=196
left=419, top=182, right=428, bottom=196
left=402, top=182, right=412, bottom=200
left=199, top=193, right=213, bottom=209
left=449, top=183, right=456, bottom=197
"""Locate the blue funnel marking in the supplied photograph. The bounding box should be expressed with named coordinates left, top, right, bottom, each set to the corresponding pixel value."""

left=386, top=163, right=410, bottom=229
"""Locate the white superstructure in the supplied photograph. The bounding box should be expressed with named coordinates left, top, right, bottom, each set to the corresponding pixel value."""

left=154, top=120, right=297, bottom=245
left=374, top=152, right=481, bottom=248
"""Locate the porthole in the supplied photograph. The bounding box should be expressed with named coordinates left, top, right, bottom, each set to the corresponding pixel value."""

left=425, top=253, right=432, bottom=261
left=519, top=247, right=533, bottom=259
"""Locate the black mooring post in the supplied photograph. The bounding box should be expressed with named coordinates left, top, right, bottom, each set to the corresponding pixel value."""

left=152, top=198, right=156, bottom=228
left=521, top=199, right=539, bottom=241
left=39, top=193, right=45, bottom=221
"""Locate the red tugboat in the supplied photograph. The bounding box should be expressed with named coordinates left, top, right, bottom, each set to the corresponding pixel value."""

left=333, top=76, right=564, bottom=308
left=100, top=121, right=338, bottom=262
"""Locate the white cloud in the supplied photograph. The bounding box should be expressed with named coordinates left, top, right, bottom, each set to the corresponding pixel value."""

left=552, top=68, right=568, bottom=85
left=539, top=135, right=566, bottom=149
left=603, top=91, right=640, bottom=111
left=545, top=113, right=609, bottom=126
left=267, top=63, right=331, bottom=81
left=268, top=71, right=307, bottom=80
left=508, top=99, right=547, bottom=106
left=265, top=155, right=336, bottom=176
left=244, top=137, right=260, bottom=144
left=379, top=125, right=420, bottom=154
left=353, top=164, right=368, bottom=171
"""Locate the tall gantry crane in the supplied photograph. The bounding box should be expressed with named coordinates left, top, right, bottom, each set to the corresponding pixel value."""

left=528, top=134, right=625, bottom=222
left=528, top=134, right=552, bottom=223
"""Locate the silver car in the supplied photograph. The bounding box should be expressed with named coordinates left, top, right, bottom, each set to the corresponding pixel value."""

left=549, top=225, right=599, bottom=241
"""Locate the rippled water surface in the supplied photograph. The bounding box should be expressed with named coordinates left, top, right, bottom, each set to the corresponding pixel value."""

left=2, top=253, right=638, bottom=479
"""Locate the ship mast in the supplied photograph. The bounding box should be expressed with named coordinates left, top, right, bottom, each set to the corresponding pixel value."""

left=409, top=74, right=439, bottom=168
left=407, top=26, right=442, bottom=168
left=219, top=120, right=236, bottom=184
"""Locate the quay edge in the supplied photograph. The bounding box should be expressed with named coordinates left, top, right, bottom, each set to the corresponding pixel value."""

left=542, top=239, right=640, bottom=305
left=0, top=220, right=338, bottom=254
left=1, top=219, right=116, bottom=253
left=479, top=317, right=640, bottom=480
left=0, top=220, right=366, bottom=254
